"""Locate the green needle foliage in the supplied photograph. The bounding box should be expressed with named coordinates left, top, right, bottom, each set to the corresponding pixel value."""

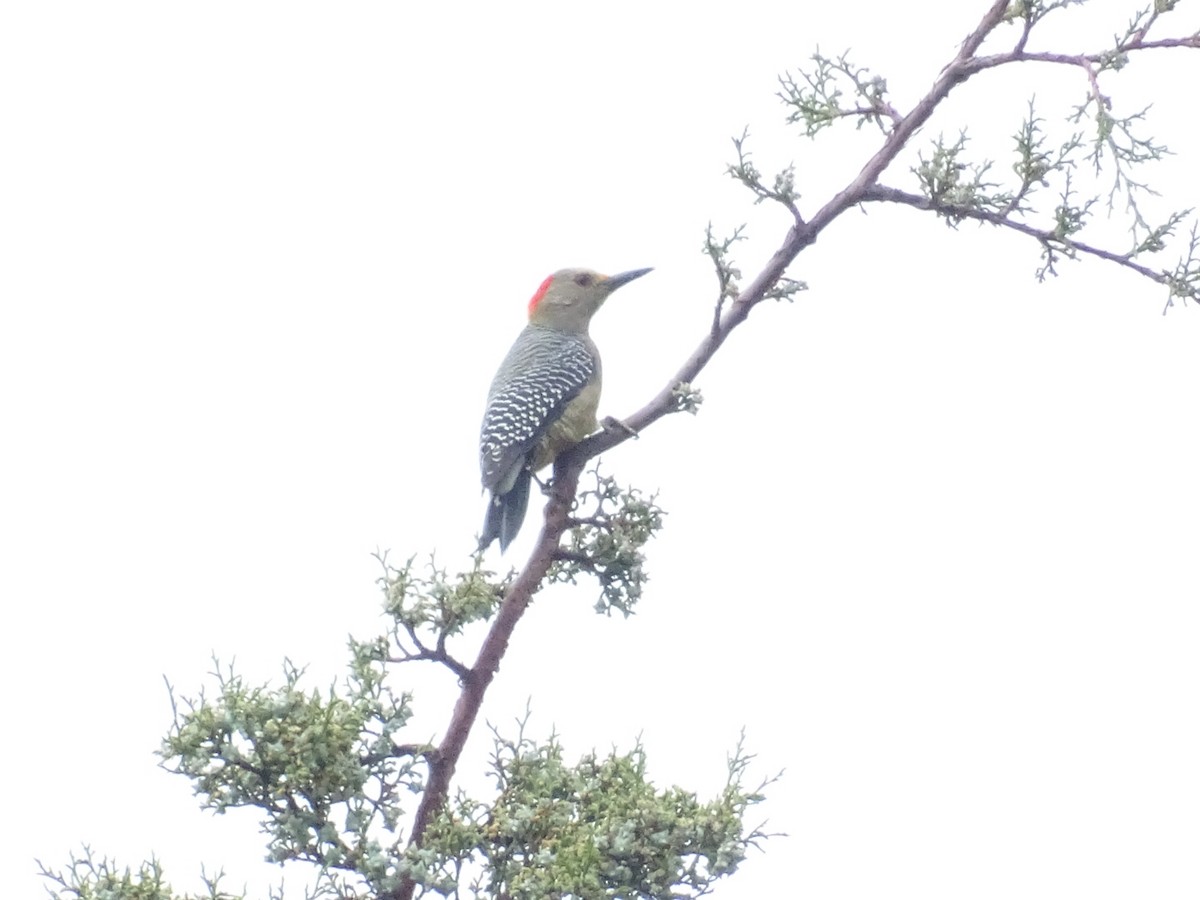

left=550, top=469, right=666, bottom=617
left=44, top=460, right=734, bottom=900
left=414, top=722, right=775, bottom=900
left=38, top=852, right=249, bottom=900
left=160, top=656, right=420, bottom=877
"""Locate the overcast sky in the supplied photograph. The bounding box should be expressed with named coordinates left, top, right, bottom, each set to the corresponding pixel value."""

left=3, top=2, right=1199, bottom=898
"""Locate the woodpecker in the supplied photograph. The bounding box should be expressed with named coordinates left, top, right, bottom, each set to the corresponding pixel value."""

left=478, top=266, right=653, bottom=552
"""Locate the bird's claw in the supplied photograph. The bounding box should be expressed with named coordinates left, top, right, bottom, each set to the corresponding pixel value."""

left=601, top=416, right=639, bottom=438
left=529, top=468, right=552, bottom=494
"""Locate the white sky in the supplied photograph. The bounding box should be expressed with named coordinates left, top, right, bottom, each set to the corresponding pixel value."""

left=2, top=2, right=1199, bottom=898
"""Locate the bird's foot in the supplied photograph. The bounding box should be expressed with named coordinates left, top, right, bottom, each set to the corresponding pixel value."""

left=601, top=416, right=639, bottom=438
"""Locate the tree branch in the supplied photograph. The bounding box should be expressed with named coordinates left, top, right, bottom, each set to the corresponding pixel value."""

left=390, top=468, right=578, bottom=900
left=572, top=0, right=1014, bottom=463
left=393, top=7, right=1014, bottom=895
left=963, top=38, right=1200, bottom=78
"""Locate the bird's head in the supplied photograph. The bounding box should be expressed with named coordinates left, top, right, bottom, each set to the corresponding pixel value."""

left=527, top=267, right=652, bottom=332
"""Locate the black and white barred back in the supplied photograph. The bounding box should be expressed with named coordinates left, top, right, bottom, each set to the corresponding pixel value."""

left=479, top=324, right=596, bottom=491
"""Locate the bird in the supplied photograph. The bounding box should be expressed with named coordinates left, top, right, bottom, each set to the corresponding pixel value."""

left=477, top=266, right=653, bottom=552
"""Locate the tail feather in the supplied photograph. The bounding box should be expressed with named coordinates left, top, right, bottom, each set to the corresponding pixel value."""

left=479, top=466, right=532, bottom=552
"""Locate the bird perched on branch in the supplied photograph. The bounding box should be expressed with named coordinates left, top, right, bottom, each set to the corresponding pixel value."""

left=478, top=266, right=653, bottom=552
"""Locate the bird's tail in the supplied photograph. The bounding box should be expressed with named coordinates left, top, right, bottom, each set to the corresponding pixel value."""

left=479, top=466, right=532, bottom=553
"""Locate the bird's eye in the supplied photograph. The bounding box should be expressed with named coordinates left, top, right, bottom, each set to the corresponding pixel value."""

left=574, top=273, right=593, bottom=287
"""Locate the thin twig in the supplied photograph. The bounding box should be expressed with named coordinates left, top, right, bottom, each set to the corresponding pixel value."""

left=860, top=183, right=1172, bottom=284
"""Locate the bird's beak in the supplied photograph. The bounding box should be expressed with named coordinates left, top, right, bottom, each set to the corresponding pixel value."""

left=604, top=267, right=653, bottom=292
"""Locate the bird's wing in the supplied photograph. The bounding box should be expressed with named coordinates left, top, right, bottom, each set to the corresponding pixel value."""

left=479, top=333, right=595, bottom=490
